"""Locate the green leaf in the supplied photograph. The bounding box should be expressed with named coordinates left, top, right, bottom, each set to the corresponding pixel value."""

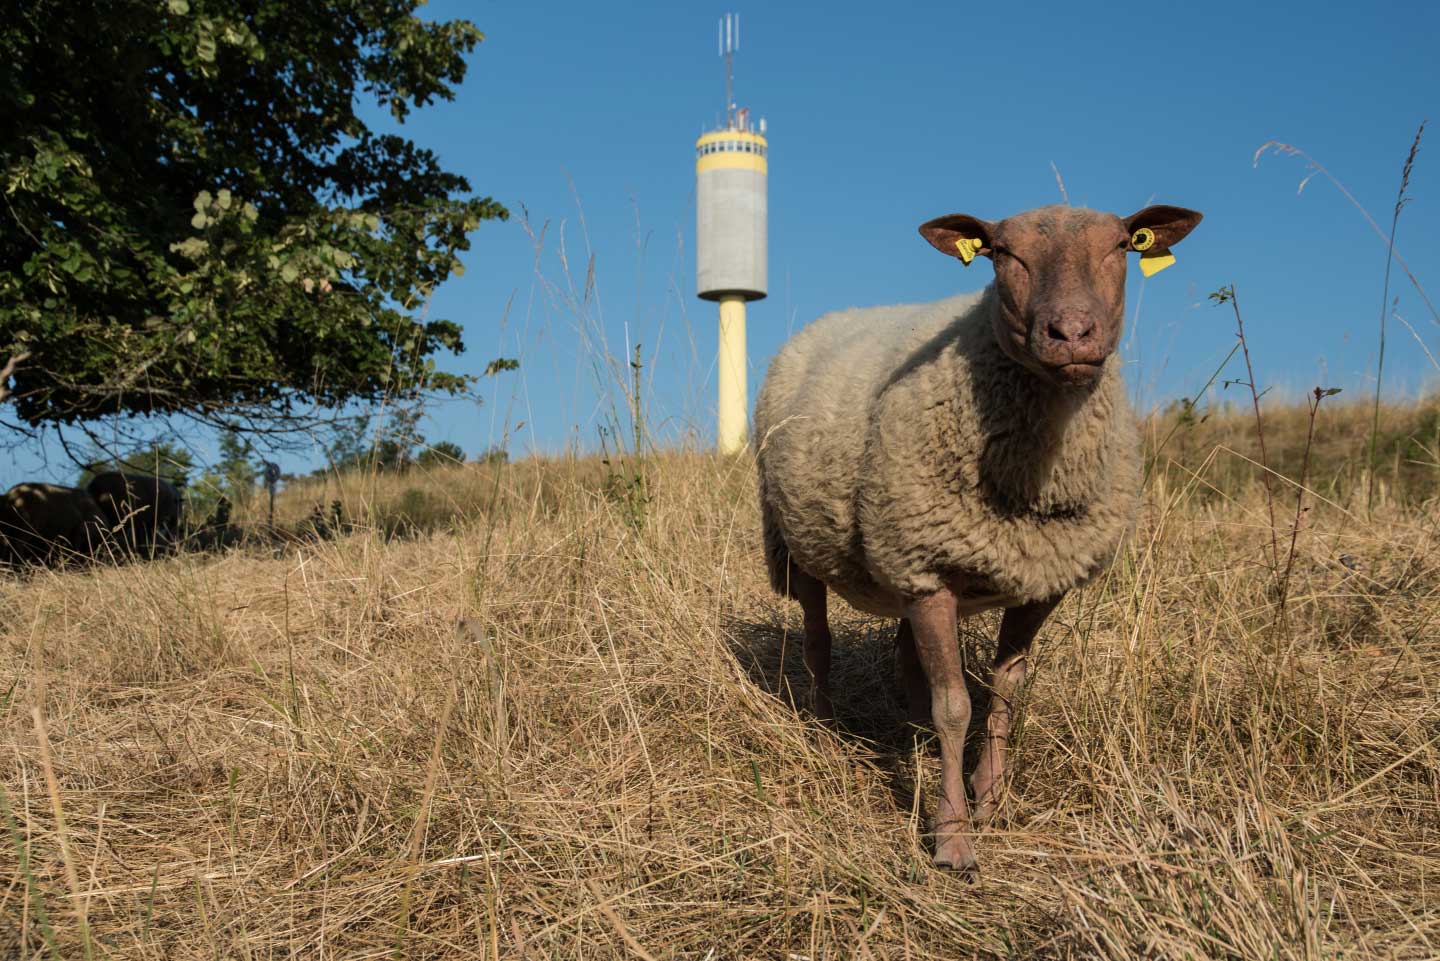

left=217, top=189, right=232, bottom=209
left=191, top=211, right=208, bottom=229
left=170, top=237, right=209, bottom=259
left=168, top=0, right=189, bottom=13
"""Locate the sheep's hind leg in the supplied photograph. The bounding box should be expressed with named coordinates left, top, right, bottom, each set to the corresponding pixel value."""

left=906, top=589, right=978, bottom=874
left=789, top=564, right=833, bottom=721
left=894, top=619, right=931, bottom=732
left=970, top=596, right=1060, bottom=826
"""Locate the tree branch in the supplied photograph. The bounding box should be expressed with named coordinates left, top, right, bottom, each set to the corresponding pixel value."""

left=0, top=352, right=31, bottom=406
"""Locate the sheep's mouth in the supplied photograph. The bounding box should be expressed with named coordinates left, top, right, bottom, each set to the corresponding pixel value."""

left=1044, top=360, right=1105, bottom=386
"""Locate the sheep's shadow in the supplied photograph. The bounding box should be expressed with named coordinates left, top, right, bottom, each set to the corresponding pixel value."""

left=722, top=611, right=999, bottom=815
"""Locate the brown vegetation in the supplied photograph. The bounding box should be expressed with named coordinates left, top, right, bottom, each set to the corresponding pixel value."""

left=1, top=400, right=1437, bottom=958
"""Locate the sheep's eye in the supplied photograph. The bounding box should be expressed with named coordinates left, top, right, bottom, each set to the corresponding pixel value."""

left=992, top=245, right=1028, bottom=269
left=1116, top=239, right=1130, bottom=251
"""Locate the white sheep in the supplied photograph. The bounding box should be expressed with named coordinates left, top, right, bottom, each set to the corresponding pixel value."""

left=753, top=203, right=1203, bottom=872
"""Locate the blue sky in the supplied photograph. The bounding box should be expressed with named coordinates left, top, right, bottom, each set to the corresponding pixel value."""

left=8, top=0, right=1439, bottom=483
left=398, top=0, right=1438, bottom=459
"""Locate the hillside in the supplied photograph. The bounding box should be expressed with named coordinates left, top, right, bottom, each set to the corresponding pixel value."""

left=2, top=400, right=1437, bottom=958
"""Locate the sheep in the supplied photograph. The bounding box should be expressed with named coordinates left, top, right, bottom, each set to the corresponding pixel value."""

left=0, top=482, right=108, bottom=566
left=753, top=203, right=1202, bottom=872
left=87, top=471, right=182, bottom=556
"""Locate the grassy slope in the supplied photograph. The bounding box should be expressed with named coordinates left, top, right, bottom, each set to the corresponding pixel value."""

left=2, top=402, right=1437, bottom=959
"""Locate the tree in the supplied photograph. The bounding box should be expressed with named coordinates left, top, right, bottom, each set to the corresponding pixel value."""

left=319, top=414, right=373, bottom=474
left=476, top=445, right=509, bottom=467
left=417, top=440, right=465, bottom=468
left=373, top=404, right=425, bottom=471
left=211, top=430, right=261, bottom=501
left=312, top=406, right=422, bottom=473
left=1, top=0, right=507, bottom=430
left=187, top=430, right=269, bottom=521
left=78, top=441, right=195, bottom=489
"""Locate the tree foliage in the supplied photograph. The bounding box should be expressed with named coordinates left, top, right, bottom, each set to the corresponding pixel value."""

left=369, top=405, right=424, bottom=472
left=186, top=430, right=264, bottom=520
left=0, top=0, right=507, bottom=428
left=313, top=406, right=472, bottom=474
left=416, top=440, right=465, bottom=468
left=321, top=415, right=374, bottom=473
left=78, top=441, right=195, bottom=490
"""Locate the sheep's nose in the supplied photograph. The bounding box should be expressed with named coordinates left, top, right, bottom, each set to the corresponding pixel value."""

left=1042, top=312, right=1096, bottom=344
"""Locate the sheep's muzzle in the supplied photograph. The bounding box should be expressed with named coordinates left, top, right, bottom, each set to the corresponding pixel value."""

left=1029, top=302, right=1112, bottom=385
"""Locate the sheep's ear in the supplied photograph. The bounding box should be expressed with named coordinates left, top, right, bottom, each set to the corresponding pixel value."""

left=919, top=214, right=996, bottom=266
left=1123, top=206, right=1202, bottom=276
left=1124, top=206, right=1203, bottom=252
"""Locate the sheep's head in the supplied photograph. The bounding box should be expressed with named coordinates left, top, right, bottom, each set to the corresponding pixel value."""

left=919, top=204, right=1202, bottom=387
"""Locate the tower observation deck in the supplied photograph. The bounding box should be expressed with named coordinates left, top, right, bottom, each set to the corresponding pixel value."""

left=695, top=127, right=768, bottom=302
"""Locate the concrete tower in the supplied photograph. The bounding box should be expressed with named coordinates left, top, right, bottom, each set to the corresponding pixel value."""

left=696, top=12, right=766, bottom=455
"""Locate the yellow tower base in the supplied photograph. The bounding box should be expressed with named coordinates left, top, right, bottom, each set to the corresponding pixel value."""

left=717, top=295, right=747, bottom=455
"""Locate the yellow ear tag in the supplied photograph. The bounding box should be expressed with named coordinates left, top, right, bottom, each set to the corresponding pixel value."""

left=1130, top=228, right=1173, bottom=276
left=953, top=236, right=983, bottom=265
left=1138, top=251, right=1175, bottom=277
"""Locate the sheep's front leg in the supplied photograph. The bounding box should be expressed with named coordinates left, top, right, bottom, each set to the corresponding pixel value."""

left=790, top=565, right=833, bottom=721
left=970, top=596, right=1060, bottom=825
left=906, top=589, right=977, bottom=873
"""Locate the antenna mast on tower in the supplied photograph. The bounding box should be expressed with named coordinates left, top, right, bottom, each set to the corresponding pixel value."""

left=720, top=12, right=738, bottom=128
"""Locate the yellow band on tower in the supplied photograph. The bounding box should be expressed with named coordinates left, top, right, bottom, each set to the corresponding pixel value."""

left=695, top=130, right=769, bottom=174
left=697, top=153, right=767, bottom=174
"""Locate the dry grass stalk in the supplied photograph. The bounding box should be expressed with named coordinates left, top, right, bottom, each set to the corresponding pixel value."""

left=1255, top=137, right=1438, bottom=326
left=1368, top=121, right=1427, bottom=516
left=1209, top=285, right=1281, bottom=580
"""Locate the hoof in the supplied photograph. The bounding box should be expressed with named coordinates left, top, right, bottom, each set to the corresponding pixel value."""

left=928, top=820, right=980, bottom=876
left=811, top=689, right=834, bottom=722
left=932, top=842, right=980, bottom=876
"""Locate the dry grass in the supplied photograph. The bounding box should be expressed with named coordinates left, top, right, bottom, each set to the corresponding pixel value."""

left=3, top=405, right=1438, bottom=959
left=1145, top=396, right=1439, bottom=508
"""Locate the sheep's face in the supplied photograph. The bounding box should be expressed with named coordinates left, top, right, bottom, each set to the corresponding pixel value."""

left=919, top=204, right=1202, bottom=388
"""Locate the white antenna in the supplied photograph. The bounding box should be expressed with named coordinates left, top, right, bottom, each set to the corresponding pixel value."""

left=719, top=12, right=739, bottom=127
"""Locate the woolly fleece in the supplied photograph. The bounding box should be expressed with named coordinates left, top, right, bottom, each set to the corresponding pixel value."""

left=754, top=287, right=1139, bottom=618
left=0, top=482, right=105, bottom=562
